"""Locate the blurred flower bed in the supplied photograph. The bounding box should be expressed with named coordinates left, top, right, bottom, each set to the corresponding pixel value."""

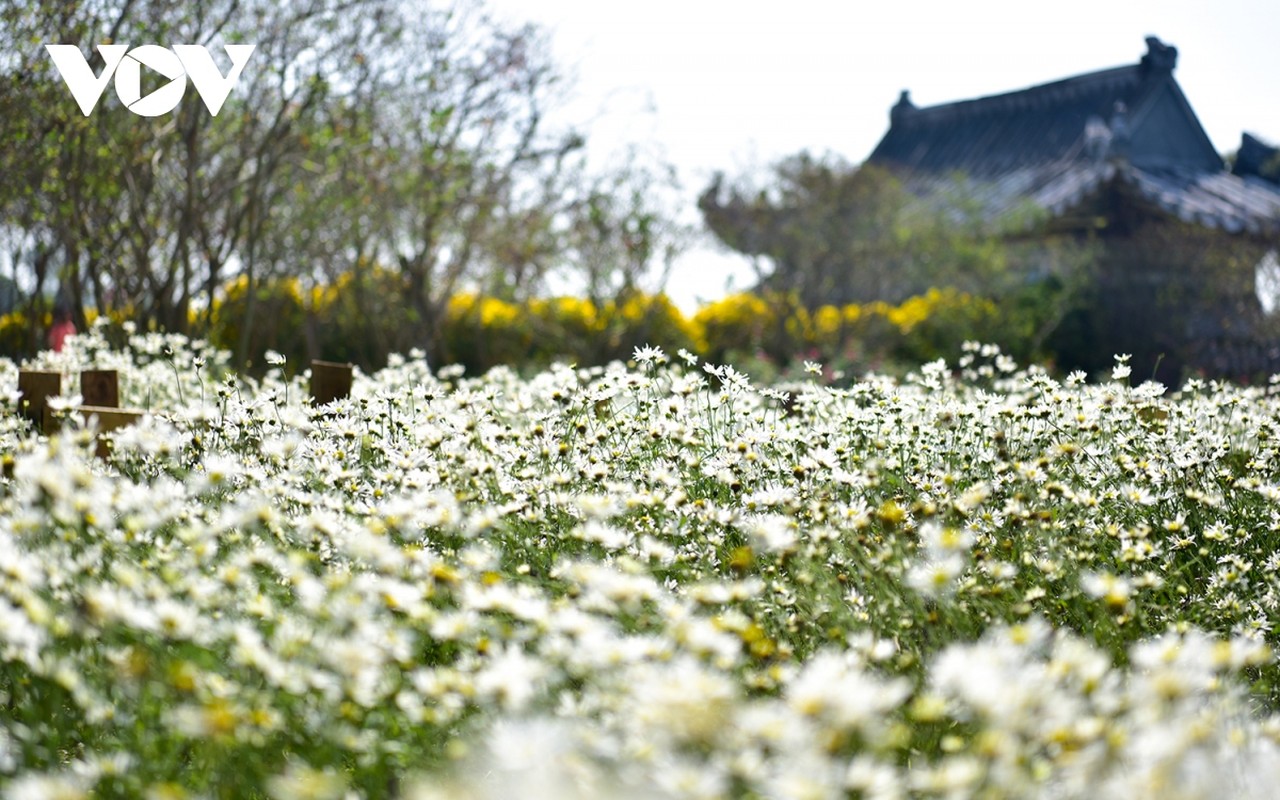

left=2, top=329, right=1280, bottom=797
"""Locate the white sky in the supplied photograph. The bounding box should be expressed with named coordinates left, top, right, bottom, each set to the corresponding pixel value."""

left=485, top=0, right=1280, bottom=310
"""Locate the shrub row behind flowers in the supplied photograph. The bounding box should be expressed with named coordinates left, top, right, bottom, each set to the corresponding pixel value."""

left=439, top=291, right=705, bottom=372
left=201, top=265, right=1005, bottom=374
left=3, top=275, right=1016, bottom=377
left=204, top=269, right=707, bottom=374
left=0, top=306, right=138, bottom=360
left=6, top=328, right=1280, bottom=797
left=693, top=286, right=1001, bottom=378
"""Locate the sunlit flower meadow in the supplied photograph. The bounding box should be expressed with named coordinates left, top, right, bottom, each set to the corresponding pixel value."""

left=6, top=323, right=1280, bottom=799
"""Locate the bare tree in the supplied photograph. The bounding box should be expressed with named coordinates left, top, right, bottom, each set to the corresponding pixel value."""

left=0, top=0, right=686, bottom=368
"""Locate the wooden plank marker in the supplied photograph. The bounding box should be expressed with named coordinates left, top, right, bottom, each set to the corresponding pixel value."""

left=17, top=370, right=61, bottom=431
left=78, top=406, right=144, bottom=458
left=43, top=405, right=144, bottom=458
left=310, top=360, right=353, bottom=406
left=80, top=369, right=120, bottom=408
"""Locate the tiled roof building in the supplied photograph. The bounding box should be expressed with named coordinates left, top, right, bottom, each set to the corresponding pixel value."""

left=868, top=37, right=1280, bottom=382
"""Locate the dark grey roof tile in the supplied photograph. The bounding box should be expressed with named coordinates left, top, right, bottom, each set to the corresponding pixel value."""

left=868, top=38, right=1280, bottom=235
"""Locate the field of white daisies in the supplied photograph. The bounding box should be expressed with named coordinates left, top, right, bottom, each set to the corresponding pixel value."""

left=6, top=324, right=1280, bottom=799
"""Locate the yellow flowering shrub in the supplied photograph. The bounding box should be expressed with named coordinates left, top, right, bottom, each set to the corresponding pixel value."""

left=885, top=288, right=1000, bottom=363
left=0, top=311, right=36, bottom=358
left=532, top=296, right=604, bottom=335
left=0, top=304, right=142, bottom=359
left=812, top=305, right=843, bottom=345
left=436, top=291, right=701, bottom=373
left=313, top=265, right=416, bottom=367
left=886, top=293, right=934, bottom=333
left=208, top=274, right=310, bottom=371
left=189, top=258, right=1005, bottom=376
left=440, top=293, right=533, bottom=369
left=691, top=288, right=1001, bottom=376
left=524, top=296, right=603, bottom=363
left=602, top=292, right=704, bottom=359
left=783, top=303, right=815, bottom=349
left=693, top=292, right=778, bottom=362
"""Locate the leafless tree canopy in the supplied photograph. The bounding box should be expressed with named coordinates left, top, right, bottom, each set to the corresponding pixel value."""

left=0, top=0, right=684, bottom=365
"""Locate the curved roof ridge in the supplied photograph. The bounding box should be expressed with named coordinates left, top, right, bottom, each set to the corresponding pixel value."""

left=903, top=64, right=1142, bottom=124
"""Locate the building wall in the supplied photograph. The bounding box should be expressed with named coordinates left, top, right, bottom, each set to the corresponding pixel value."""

left=1052, top=185, right=1277, bottom=384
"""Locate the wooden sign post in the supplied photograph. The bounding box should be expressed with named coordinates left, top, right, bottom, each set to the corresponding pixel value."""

left=16, top=370, right=140, bottom=457
left=80, top=369, right=120, bottom=408
left=42, top=405, right=144, bottom=458
left=17, top=370, right=61, bottom=431
left=310, top=360, right=353, bottom=407
left=78, top=406, right=144, bottom=458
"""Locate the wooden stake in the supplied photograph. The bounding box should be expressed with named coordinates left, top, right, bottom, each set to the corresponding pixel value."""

left=80, top=406, right=143, bottom=458
left=80, top=369, right=120, bottom=408
left=310, top=360, right=353, bottom=406
left=42, top=405, right=145, bottom=458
